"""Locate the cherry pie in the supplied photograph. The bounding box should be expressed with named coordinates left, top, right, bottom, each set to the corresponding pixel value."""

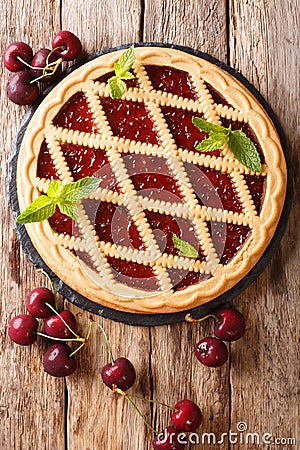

left=16, top=46, right=287, bottom=314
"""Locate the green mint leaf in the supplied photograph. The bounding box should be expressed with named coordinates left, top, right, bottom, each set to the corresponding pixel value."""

left=57, top=200, right=79, bottom=221
left=47, top=180, right=61, bottom=198
left=16, top=196, right=56, bottom=224
left=228, top=130, right=262, bottom=172
left=108, top=76, right=126, bottom=99
left=60, top=177, right=100, bottom=202
left=192, top=117, right=227, bottom=134
left=196, top=132, right=228, bottom=152
left=120, top=71, right=135, bottom=80
left=172, top=233, right=199, bottom=259
left=114, top=62, right=123, bottom=78
left=117, top=45, right=135, bottom=75
left=193, top=116, right=262, bottom=172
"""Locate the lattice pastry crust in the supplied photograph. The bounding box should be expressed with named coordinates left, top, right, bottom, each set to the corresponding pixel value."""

left=16, top=47, right=287, bottom=314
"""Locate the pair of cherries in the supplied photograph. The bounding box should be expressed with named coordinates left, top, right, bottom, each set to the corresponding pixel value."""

left=191, top=308, right=246, bottom=367
left=3, top=30, right=82, bottom=105
left=100, top=351, right=202, bottom=450
left=8, top=285, right=80, bottom=377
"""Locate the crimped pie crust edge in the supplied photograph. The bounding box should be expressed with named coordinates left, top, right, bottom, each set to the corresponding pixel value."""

left=16, top=47, right=287, bottom=314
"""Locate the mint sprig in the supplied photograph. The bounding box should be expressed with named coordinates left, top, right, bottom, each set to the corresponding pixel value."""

left=17, top=177, right=100, bottom=224
left=108, top=45, right=135, bottom=99
left=172, top=233, right=200, bottom=259
left=192, top=117, right=262, bottom=173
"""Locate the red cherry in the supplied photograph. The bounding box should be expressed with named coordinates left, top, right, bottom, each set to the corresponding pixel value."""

left=51, top=30, right=82, bottom=61
left=43, top=343, right=77, bottom=377
left=6, top=71, right=39, bottom=105
left=171, top=399, right=202, bottom=432
left=101, top=357, right=136, bottom=391
left=30, top=48, right=62, bottom=83
left=44, top=310, right=77, bottom=339
left=8, top=314, right=38, bottom=346
left=26, top=287, right=55, bottom=318
left=214, top=308, right=246, bottom=341
left=195, top=337, right=228, bottom=367
left=3, top=41, right=33, bottom=72
left=152, top=426, right=185, bottom=449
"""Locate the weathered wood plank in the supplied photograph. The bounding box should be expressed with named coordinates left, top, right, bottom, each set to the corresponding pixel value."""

left=0, top=1, right=64, bottom=449
left=229, top=1, right=299, bottom=447
left=143, top=2, right=230, bottom=449
left=144, top=0, right=228, bottom=61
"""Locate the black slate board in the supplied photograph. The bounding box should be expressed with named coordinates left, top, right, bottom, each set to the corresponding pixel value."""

left=8, top=43, right=293, bottom=326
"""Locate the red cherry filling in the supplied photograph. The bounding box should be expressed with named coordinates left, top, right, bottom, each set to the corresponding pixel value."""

left=206, top=221, right=251, bottom=265
left=122, top=153, right=184, bottom=203
left=52, top=91, right=98, bottom=133
left=145, top=65, right=197, bottom=100
left=144, top=210, right=204, bottom=258
left=101, top=97, right=160, bottom=145
left=48, top=206, right=82, bottom=236
left=82, top=199, right=146, bottom=250
left=107, top=257, right=160, bottom=291
left=161, top=106, right=222, bottom=157
left=168, top=269, right=211, bottom=291
left=37, top=140, right=59, bottom=179
left=60, top=142, right=121, bottom=191
left=184, top=162, right=243, bottom=212
left=244, top=174, right=266, bottom=214
left=204, top=81, right=233, bottom=107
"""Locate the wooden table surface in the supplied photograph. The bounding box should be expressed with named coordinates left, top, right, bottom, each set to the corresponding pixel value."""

left=1, top=1, right=299, bottom=449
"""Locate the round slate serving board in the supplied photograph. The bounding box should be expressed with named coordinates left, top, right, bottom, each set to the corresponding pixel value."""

left=8, top=43, right=293, bottom=326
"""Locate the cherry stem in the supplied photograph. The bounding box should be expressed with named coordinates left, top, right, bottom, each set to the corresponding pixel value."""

left=36, top=331, right=85, bottom=343
left=85, top=319, right=93, bottom=341
left=68, top=319, right=94, bottom=357
left=69, top=342, right=85, bottom=358
left=112, top=386, right=158, bottom=434
left=89, top=315, right=115, bottom=365
left=125, top=395, right=158, bottom=434
left=36, top=268, right=58, bottom=310
left=185, top=313, right=218, bottom=324
left=16, top=54, right=63, bottom=85
left=127, top=394, right=177, bottom=412
left=16, top=56, right=36, bottom=70
left=45, top=302, right=80, bottom=339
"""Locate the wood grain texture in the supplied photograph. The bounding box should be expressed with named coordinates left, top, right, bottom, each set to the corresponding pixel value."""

left=1, top=0, right=299, bottom=449
left=0, top=2, right=65, bottom=450
left=229, top=1, right=299, bottom=447
left=144, top=0, right=228, bottom=61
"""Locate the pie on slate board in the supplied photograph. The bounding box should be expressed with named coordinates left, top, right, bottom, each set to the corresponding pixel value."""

left=15, top=45, right=287, bottom=315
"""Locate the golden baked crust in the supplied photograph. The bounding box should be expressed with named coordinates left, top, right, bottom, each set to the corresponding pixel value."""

left=16, top=46, right=287, bottom=314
